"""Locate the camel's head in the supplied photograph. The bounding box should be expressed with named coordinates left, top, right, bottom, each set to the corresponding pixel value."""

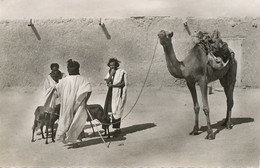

left=158, top=30, right=173, bottom=47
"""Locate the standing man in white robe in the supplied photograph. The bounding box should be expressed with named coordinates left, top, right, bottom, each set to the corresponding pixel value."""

left=102, top=58, right=127, bottom=137
left=55, top=59, right=92, bottom=144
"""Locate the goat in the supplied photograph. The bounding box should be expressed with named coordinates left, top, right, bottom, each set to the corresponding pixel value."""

left=31, top=105, right=60, bottom=144
left=86, top=104, right=110, bottom=138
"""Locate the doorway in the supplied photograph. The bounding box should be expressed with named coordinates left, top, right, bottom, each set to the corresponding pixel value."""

left=223, top=37, right=244, bottom=87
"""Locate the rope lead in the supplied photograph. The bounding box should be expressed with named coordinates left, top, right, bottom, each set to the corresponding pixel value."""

left=90, top=37, right=159, bottom=126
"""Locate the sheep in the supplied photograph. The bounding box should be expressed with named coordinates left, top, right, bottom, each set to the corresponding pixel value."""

left=31, top=105, right=60, bottom=144
left=31, top=104, right=109, bottom=144
left=86, top=104, right=110, bottom=138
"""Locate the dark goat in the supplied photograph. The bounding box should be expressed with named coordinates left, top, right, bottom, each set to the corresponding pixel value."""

left=86, top=104, right=110, bottom=138
left=31, top=105, right=60, bottom=144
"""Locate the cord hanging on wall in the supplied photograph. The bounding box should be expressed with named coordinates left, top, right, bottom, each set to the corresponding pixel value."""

left=28, top=19, right=41, bottom=40
left=99, top=18, right=111, bottom=40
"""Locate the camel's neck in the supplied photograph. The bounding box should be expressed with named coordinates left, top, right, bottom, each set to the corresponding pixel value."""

left=163, top=43, right=183, bottom=78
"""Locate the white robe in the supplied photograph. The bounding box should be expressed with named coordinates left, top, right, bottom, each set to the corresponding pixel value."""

left=54, top=75, right=92, bottom=143
left=105, top=69, right=127, bottom=119
left=43, top=74, right=65, bottom=108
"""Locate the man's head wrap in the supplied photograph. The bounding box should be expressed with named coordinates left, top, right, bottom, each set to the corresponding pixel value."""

left=67, top=59, right=80, bottom=75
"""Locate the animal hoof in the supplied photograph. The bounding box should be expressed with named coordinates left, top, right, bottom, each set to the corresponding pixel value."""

left=45, top=142, right=48, bottom=144
left=31, top=139, right=35, bottom=142
left=226, top=123, right=233, bottom=129
left=189, top=126, right=200, bottom=135
left=226, top=125, right=233, bottom=129
left=52, top=140, right=55, bottom=143
left=205, top=134, right=215, bottom=140
left=189, top=130, right=199, bottom=135
left=205, top=130, right=215, bottom=140
left=221, top=122, right=233, bottom=129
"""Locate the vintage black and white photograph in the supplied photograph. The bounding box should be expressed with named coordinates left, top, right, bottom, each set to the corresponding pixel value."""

left=0, top=0, right=260, bottom=167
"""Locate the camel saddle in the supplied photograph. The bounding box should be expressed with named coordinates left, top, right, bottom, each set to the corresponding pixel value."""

left=208, top=52, right=229, bottom=70
left=197, top=42, right=229, bottom=70
left=193, top=31, right=233, bottom=70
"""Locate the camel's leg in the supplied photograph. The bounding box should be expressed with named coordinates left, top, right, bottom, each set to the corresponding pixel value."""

left=187, top=81, right=200, bottom=135
left=222, top=85, right=235, bottom=129
left=199, top=79, right=215, bottom=140
left=219, top=61, right=237, bottom=129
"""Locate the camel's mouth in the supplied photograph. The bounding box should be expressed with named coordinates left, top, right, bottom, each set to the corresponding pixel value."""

left=158, top=30, right=173, bottom=46
left=158, top=30, right=167, bottom=39
left=158, top=30, right=173, bottom=39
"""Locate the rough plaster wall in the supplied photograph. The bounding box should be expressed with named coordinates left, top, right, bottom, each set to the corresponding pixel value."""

left=0, top=17, right=260, bottom=89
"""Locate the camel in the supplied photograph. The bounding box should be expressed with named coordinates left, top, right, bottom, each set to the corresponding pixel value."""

left=158, top=30, right=237, bottom=139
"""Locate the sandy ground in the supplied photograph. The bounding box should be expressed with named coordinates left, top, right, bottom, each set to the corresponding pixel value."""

left=0, top=86, right=259, bottom=168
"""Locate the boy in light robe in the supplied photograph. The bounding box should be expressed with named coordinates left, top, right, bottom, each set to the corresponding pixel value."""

left=43, top=63, right=66, bottom=109
left=36, top=63, right=65, bottom=134
left=102, top=58, right=127, bottom=137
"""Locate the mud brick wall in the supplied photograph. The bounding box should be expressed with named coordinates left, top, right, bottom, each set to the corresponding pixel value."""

left=0, top=17, right=260, bottom=89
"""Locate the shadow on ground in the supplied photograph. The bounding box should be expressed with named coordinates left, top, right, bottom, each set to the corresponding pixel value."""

left=199, top=117, right=254, bottom=137
left=66, top=123, right=157, bottom=149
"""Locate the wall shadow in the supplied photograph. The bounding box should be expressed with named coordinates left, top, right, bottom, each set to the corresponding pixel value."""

left=66, top=123, right=156, bottom=149
left=100, top=23, right=111, bottom=40
left=29, top=24, right=41, bottom=40
left=199, top=117, right=254, bottom=137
